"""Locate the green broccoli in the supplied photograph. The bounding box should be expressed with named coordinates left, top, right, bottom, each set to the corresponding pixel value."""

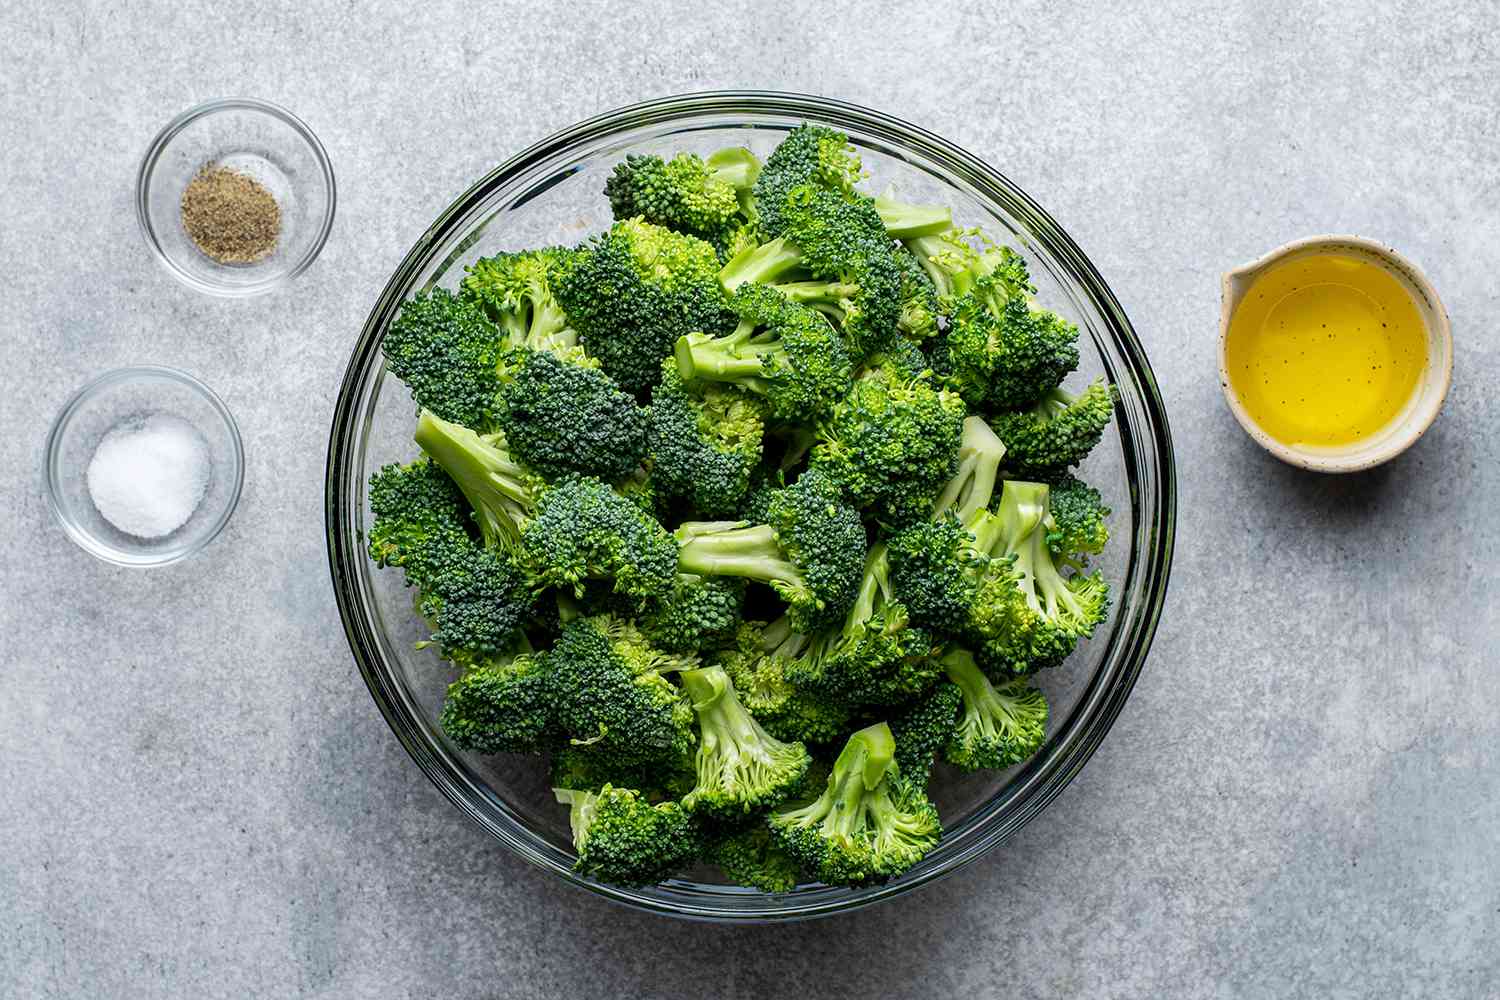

left=556, top=218, right=735, bottom=396
left=605, top=147, right=761, bottom=251
left=674, top=468, right=866, bottom=632
left=414, top=409, right=678, bottom=600
left=889, top=680, right=963, bottom=787
left=440, top=646, right=557, bottom=755
left=497, top=349, right=649, bottom=482
left=768, top=721, right=940, bottom=886
left=990, top=379, right=1116, bottom=476
left=752, top=124, right=865, bottom=237
left=717, top=620, right=852, bottom=745
left=548, top=744, right=696, bottom=802
left=809, top=364, right=965, bottom=526
left=940, top=648, right=1048, bottom=771
left=553, top=785, right=699, bottom=886
left=675, top=283, right=854, bottom=423
left=461, top=247, right=577, bottom=353
left=708, top=825, right=804, bottom=893
left=679, top=665, right=812, bottom=818
left=647, top=358, right=767, bottom=517
left=636, top=574, right=745, bottom=653
left=1043, top=471, right=1111, bottom=566
left=382, top=287, right=504, bottom=429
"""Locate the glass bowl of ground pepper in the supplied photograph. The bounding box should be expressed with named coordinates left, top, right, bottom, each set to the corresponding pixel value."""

left=136, top=98, right=336, bottom=297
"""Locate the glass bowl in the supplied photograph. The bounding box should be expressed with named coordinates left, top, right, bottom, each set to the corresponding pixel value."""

left=47, top=366, right=244, bottom=567
left=326, top=92, right=1175, bottom=920
left=136, top=98, right=336, bottom=297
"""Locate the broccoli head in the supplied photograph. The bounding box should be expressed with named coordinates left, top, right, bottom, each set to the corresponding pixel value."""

left=752, top=124, right=865, bottom=237
left=1043, top=471, right=1111, bottom=567
left=990, top=378, right=1116, bottom=477
left=498, top=349, right=648, bottom=482
left=605, top=147, right=761, bottom=251
left=674, top=468, right=866, bottom=632
left=636, top=574, right=745, bottom=653
left=382, top=287, right=504, bottom=430
left=440, top=648, right=557, bottom=755
left=556, top=218, right=735, bottom=396
left=678, top=665, right=812, bottom=818
left=548, top=744, right=696, bottom=802
left=889, top=680, right=963, bottom=787
left=940, top=648, right=1048, bottom=771
left=675, top=283, right=854, bottom=423
left=709, top=825, right=804, bottom=893
left=554, top=785, right=699, bottom=887
left=647, top=358, right=767, bottom=518
left=461, top=247, right=577, bottom=354
left=768, top=721, right=940, bottom=886
left=809, top=364, right=965, bottom=527
left=717, top=619, right=852, bottom=745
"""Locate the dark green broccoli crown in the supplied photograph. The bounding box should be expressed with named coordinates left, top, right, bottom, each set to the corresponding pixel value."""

left=519, top=474, right=680, bottom=602
left=419, top=544, right=535, bottom=659
left=547, top=616, right=698, bottom=766
left=709, top=825, right=804, bottom=893
left=679, top=665, right=812, bottom=819
left=498, top=349, right=649, bottom=482
left=717, top=620, right=852, bottom=745
left=768, top=721, right=940, bottom=886
left=991, top=378, right=1116, bottom=477
left=886, top=514, right=984, bottom=634
left=940, top=648, right=1048, bottom=771
left=548, top=745, right=696, bottom=802
left=1043, top=471, right=1111, bottom=564
left=647, top=359, right=767, bottom=518
left=461, top=247, right=577, bottom=353
left=810, top=365, right=965, bottom=527
left=382, top=287, right=504, bottom=429
left=556, top=218, right=735, bottom=396
left=675, top=284, right=855, bottom=423
left=753, top=124, right=864, bottom=237
left=440, top=651, right=558, bottom=755
left=763, top=468, right=868, bottom=631
left=971, top=482, right=1110, bottom=676
left=890, top=680, right=963, bottom=787
left=943, top=248, right=1080, bottom=411
left=554, top=785, right=700, bottom=887
left=637, top=574, right=745, bottom=653
left=604, top=148, right=761, bottom=247
left=785, top=545, right=941, bottom=709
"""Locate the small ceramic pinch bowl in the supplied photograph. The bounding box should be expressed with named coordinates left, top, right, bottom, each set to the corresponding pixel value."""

left=1218, top=235, right=1452, bottom=473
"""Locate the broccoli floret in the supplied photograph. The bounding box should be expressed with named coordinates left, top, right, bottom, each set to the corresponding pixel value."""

left=647, top=359, right=767, bottom=517
left=717, top=620, right=852, bottom=745
left=556, top=218, right=735, bottom=396
left=548, top=744, right=696, bottom=802
left=553, top=785, right=699, bottom=886
left=1043, top=472, right=1111, bottom=566
left=382, top=287, right=504, bottom=429
left=940, top=648, right=1048, bottom=771
left=809, top=364, right=965, bottom=527
left=636, top=574, right=745, bottom=653
left=938, top=247, right=1080, bottom=410
left=768, top=721, right=940, bottom=886
left=709, top=825, right=804, bottom=893
left=367, top=459, right=534, bottom=659
left=679, top=665, right=812, bottom=818
left=784, top=545, right=941, bottom=708
left=889, top=680, right=963, bottom=787
left=724, top=186, right=905, bottom=357
left=605, top=147, right=761, bottom=251
left=440, top=647, right=557, bottom=755
left=461, top=247, right=577, bottom=353
left=547, top=616, right=698, bottom=766
left=414, top=410, right=677, bottom=600
left=674, top=468, right=866, bottom=632
left=971, top=481, right=1109, bottom=675
left=498, top=349, right=649, bottom=482
left=675, top=283, right=854, bottom=423
left=752, top=124, right=865, bottom=237
left=894, top=245, right=940, bottom=342
left=990, top=379, right=1116, bottom=476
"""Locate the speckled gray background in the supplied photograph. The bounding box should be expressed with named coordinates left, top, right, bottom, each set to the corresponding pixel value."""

left=3, top=2, right=1498, bottom=997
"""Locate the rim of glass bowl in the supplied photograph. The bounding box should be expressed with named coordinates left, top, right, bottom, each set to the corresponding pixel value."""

left=135, top=97, right=338, bottom=298
left=326, top=91, right=1177, bottom=921
left=46, top=365, right=245, bottom=567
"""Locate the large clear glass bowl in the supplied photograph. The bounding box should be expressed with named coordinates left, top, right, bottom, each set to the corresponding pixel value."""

left=326, top=92, right=1176, bottom=921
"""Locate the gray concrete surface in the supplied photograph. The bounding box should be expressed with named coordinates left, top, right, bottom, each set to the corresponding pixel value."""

left=3, top=1, right=1498, bottom=997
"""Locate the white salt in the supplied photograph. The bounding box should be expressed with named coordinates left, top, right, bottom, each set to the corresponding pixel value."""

left=86, top=414, right=211, bottom=539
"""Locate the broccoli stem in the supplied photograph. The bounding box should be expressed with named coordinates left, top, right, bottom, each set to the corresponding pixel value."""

left=931, top=417, right=1007, bottom=522
left=720, top=237, right=802, bottom=291
left=675, top=523, right=805, bottom=588
left=414, top=410, right=534, bottom=547
left=674, top=330, right=777, bottom=383
left=993, top=480, right=1091, bottom=621
left=874, top=195, right=953, bottom=239
left=843, top=544, right=890, bottom=632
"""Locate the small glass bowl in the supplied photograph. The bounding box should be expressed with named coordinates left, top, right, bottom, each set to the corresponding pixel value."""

left=46, top=366, right=244, bottom=567
left=136, top=98, right=336, bottom=297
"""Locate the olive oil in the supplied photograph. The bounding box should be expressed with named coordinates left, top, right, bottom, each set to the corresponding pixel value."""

left=1224, top=253, right=1425, bottom=448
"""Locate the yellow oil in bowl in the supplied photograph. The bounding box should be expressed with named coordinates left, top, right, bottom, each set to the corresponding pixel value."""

left=1223, top=253, right=1426, bottom=448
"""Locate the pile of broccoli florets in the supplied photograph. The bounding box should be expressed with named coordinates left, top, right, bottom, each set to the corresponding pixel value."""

left=368, top=125, right=1116, bottom=891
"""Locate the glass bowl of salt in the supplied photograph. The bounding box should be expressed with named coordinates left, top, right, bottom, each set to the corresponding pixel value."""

left=45, top=366, right=243, bottom=567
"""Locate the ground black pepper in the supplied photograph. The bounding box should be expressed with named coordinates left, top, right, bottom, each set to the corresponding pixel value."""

left=180, top=165, right=281, bottom=264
